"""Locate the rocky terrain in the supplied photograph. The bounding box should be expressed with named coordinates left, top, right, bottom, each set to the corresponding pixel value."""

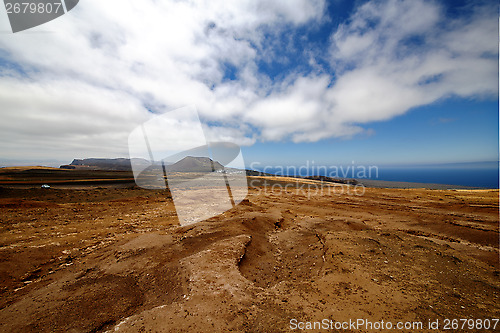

left=0, top=169, right=498, bottom=332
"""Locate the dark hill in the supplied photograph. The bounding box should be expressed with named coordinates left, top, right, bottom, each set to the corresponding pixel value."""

left=166, top=156, right=224, bottom=172
left=60, top=158, right=145, bottom=171
left=304, top=175, right=359, bottom=185
left=60, top=157, right=224, bottom=173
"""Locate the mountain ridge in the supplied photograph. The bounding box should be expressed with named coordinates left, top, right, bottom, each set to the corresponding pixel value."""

left=60, top=156, right=225, bottom=172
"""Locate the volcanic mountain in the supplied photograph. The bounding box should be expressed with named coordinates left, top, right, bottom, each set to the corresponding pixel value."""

left=60, top=158, right=136, bottom=171
left=60, top=156, right=224, bottom=173
left=166, top=156, right=224, bottom=172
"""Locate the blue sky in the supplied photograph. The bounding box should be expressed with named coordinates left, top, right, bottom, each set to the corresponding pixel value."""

left=0, top=0, right=497, bottom=168
left=243, top=97, right=498, bottom=166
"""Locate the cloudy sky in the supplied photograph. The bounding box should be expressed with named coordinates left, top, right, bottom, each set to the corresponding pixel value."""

left=0, top=0, right=498, bottom=166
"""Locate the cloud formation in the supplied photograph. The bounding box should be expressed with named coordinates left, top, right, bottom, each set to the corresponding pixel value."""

left=0, top=0, right=497, bottom=161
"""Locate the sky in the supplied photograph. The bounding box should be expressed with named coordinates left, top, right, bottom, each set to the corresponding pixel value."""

left=0, top=0, right=498, bottom=168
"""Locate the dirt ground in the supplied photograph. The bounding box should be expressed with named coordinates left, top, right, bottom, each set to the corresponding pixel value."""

left=0, top=175, right=498, bottom=332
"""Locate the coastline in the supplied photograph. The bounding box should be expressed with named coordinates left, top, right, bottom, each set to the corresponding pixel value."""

left=355, top=178, right=496, bottom=190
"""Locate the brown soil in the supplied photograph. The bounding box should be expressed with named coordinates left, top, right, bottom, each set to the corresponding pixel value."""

left=0, top=176, right=498, bottom=332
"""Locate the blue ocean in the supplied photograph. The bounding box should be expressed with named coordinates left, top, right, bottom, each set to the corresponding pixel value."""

left=252, top=162, right=499, bottom=189
left=366, top=167, right=499, bottom=188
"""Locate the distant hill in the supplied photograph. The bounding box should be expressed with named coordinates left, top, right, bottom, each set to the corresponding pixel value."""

left=304, top=175, right=359, bottom=185
left=167, top=156, right=224, bottom=172
left=60, top=158, right=143, bottom=171
left=245, top=169, right=275, bottom=177
left=60, top=156, right=225, bottom=172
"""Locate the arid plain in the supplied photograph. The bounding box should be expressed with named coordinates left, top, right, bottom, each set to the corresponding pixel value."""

left=0, top=167, right=498, bottom=332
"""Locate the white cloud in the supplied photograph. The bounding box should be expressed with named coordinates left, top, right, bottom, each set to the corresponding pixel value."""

left=311, top=0, right=497, bottom=141
left=0, top=0, right=325, bottom=161
left=0, top=76, right=148, bottom=159
left=0, top=0, right=497, bottom=162
left=245, top=75, right=331, bottom=141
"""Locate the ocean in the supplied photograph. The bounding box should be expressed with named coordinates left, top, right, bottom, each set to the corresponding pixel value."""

left=251, top=164, right=499, bottom=189
left=365, top=167, right=499, bottom=188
